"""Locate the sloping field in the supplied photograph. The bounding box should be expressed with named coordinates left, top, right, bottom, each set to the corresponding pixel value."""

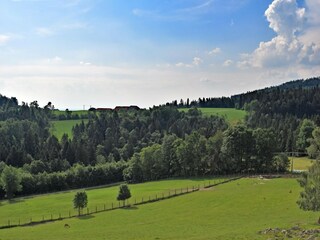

left=179, top=108, right=246, bottom=125
left=0, top=177, right=223, bottom=227
left=0, top=177, right=317, bottom=240
left=52, top=110, right=88, bottom=117
left=50, top=119, right=88, bottom=140
left=290, top=157, right=315, bottom=171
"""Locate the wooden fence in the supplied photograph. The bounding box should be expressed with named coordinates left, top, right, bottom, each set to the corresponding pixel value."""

left=0, top=176, right=242, bottom=229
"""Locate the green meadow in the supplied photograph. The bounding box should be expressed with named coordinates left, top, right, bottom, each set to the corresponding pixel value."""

left=52, top=110, right=88, bottom=117
left=50, top=119, right=88, bottom=140
left=179, top=108, right=246, bottom=125
left=0, top=177, right=318, bottom=240
left=0, top=177, right=223, bottom=227
left=290, top=156, right=316, bottom=171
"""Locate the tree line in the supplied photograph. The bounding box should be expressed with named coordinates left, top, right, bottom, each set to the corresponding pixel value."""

left=123, top=126, right=289, bottom=183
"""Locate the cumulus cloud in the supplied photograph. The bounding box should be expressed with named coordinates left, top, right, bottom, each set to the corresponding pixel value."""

left=0, top=35, right=11, bottom=45
left=175, top=57, right=203, bottom=68
left=240, top=0, right=320, bottom=68
left=208, top=47, right=221, bottom=55
left=192, top=57, right=203, bottom=66
left=223, top=59, right=233, bottom=67
left=265, top=0, right=305, bottom=40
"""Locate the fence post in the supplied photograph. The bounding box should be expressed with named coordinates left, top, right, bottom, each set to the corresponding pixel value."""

left=43, top=216, right=44, bottom=221
left=112, top=202, right=113, bottom=209
left=19, top=219, right=20, bottom=226
left=187, top=186, right=188, bottom=192
left=59, top=213, right=61, bottom=219
left=30, top=217, right=32, bottom=223
left=51, top=214, right=53, bottom=220
left=175, top=189, right=177, bottom=195
left=87, top=208, right=89, bottom=215
left=162, top=193, right=164, bottom=199
left=8, top=220, right=10, bottom=227
left=142, top=197, right=144, bottom=203
left=104, top=204, right=106, bottom=211
left=96, top=206, right=97, bottom=213
left=156, top=194, right=157, bottom=200
left=181, top=188, right=183, bottom=194
left=69, top=211, right=71, bottom=218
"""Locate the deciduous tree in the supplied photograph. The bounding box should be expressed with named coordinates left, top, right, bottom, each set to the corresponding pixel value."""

left=73, top=191, right=88, bottom=216
left=0, top=166, right=22, bottom=199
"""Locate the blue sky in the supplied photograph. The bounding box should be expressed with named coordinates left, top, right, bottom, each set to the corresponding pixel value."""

left=0, top=0, right=319, bottom=109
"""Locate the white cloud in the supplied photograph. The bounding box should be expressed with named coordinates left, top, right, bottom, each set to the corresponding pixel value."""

left=177, top=0, right=214, bottom=14
left=36, top=27, right=54, bottom=37
left=193, top=57, right=203, bottom=66
left=0, top=35, right=11, bottom=45
left=240, top=0, right=320, bottom=69
left=175, top=57, right=203, bottom=68
left=208, top=47, right=221, bottom=55
left=223, top=59, right=233, bottom=67
left=265, top=0, right=305, bottom=40
left=305, top=0, right=320, bottom=25
left=47, top=56, right=62, bottom=64
left=80, top=61, right=91, bottom=65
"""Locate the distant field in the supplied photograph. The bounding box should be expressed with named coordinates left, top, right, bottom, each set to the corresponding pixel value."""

left=0, top=178, right=317, bottom=240
left=0, top=177, right=223, bottom=227
left=52, top=110, right=88, bottom=117
left=179, top=108, right=246, bottom=125
left=289, top=156, right=316, bottom=171
left=50, top=119, right=88, bottom=140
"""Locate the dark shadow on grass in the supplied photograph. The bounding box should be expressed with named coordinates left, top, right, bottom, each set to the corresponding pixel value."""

left=8, top=198, right=25, bottom=204
left=121, top=206, right=138, bottom=210
left=77, top=215, right=95, bottom=220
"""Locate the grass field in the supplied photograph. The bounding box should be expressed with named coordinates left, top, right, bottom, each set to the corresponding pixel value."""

left=0, top=177, right=223, bottom=227
left=290, top=156, right=316, bottom=171
left=52, top=110, right=88, bottom=117
left=0, top=177, right=317, bottom=240
left=50, top=119, right=89, bottom=140
left=179, top=108, right=246, bottom=125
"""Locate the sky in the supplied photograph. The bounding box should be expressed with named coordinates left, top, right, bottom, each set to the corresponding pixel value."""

left=0, top=0, right=319, bottom=109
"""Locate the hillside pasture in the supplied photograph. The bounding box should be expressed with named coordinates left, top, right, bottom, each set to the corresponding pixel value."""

left=0, top=177, right=317, bottom=240
left=290, top=156, right=316, bottom=171
left=0, top=177, right=225, bottom=228
left=179, top=108, right=246, bottom=125
left=50, top=119, right=88, bottom=140
left=52, top=110, right=88, bottom=117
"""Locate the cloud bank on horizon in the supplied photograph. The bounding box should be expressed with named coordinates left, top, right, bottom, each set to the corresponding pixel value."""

left=0, top=0, right=319, bottom=109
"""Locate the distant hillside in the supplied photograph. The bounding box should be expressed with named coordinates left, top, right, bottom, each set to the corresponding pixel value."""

left=274, top=77, right=320, bottom=90
left=167, top=76, right=320, bottom=109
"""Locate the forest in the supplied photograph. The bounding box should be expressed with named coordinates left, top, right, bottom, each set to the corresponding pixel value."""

left=0, top=77, right=320, bottom=199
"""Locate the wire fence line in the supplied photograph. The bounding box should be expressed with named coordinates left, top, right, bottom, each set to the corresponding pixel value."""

left=0, top=175, right=243, bottom=230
